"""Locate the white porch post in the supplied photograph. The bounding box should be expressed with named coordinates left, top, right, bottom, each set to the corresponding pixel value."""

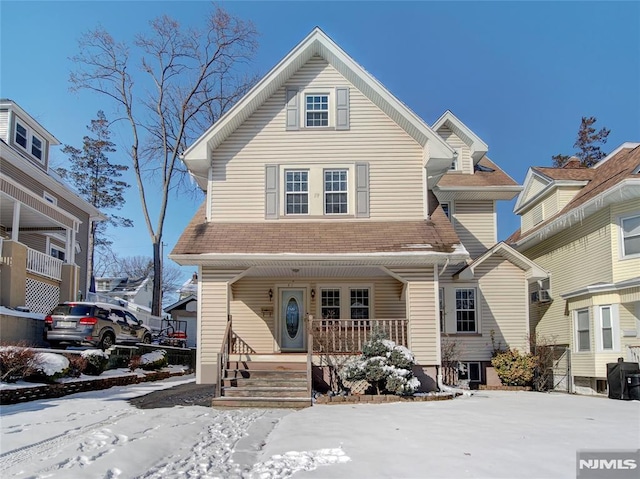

left=11, top=202, right=20, bottom=241
left=65, top=227, right=72, bottom=264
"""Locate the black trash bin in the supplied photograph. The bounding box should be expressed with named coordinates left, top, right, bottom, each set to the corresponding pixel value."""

left=607, top=360, right=640, bottom=399
left=627, top=374, right=640, bottom=400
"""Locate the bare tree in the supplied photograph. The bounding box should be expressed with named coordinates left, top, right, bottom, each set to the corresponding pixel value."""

left=70, top=6, right=258, bottom=315
left=552, top=116, right=610, bottom=168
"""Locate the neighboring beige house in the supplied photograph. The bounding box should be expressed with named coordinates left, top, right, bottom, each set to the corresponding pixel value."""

left=508, top=144, right=640, bottom=395
left=0, top=99, right=104, bottom=314
left=170, top=28, right=546, bottom=399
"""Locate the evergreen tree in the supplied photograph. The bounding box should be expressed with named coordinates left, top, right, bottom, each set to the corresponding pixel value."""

left=57, top=111, right=132, bottom=289
left=552, top=116, right=610, bottom=168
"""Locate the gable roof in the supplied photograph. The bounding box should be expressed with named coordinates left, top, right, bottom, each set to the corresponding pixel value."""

left=510, top=143, right=640, bottom=247
left=164, top=294, right=197, bottom=313
left=181, top=27, right=455, bottom=189
left=454, top=242, right=548, bottom=281
left=432, top=110, right=488, bottom=162
left=435, top=156, right=521, bottom=190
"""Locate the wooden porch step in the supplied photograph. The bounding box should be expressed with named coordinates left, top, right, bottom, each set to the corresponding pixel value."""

left=212, top=397, right=311, bottom=409
left=228, top=353, right=307, bottom=363
left=222, top=386, right=309, bottom=398
left=223, top=377, right=307, bottom=388
left=224, top=369, right=307, bottom=379
left=226, top=361, right=307, bottom=371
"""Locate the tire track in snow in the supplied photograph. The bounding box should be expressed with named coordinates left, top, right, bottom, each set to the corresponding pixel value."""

left=0, top=409, right=135, bottom=472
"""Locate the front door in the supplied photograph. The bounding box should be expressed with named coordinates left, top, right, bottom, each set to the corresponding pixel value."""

left=280, top=289, right=305, bottom=351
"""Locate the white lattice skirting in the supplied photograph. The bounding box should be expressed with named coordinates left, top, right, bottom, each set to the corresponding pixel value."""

left=25, top=278, right=60, bottom=314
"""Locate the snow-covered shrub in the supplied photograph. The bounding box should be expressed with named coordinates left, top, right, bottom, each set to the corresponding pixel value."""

left=140, top=350, right=168, bottom=370
left=0, top=345, right=41, bottom=383
left=27, top=353, right=70, bottom=383
left=340, top=332, right=420, bottom=396
left=64, top=354, right=88, bottom=378
left=491, top=348, right=536, bottom=387
left=81, top=349, right=109, bottom=376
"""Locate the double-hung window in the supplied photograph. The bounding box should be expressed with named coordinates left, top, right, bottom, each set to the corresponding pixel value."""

left=620, top=214, right=640, bottom=258
left=14, top=120, right=45, bottom=162
left=305, top=94, right=328, bottom=127
left=285, top=170, right=308, bottom=215
left=455, top=288, right=476, bottom=333
left=600, top=306, right=613, bottom=350
left=324, top=169, right=348, bottom=214
left=350, top=288, right=370, bottom=324
left=575, top=309, right=590, bottom=352
left=321, top=289, right=341, bottom=321
left=15, top=122, right=28, bottom=149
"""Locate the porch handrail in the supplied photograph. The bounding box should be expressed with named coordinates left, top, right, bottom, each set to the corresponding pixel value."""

left=307, top=315, right=313, bottom=399
left=26, top=248, right=63, bottom=281
left=216, top=315, right=233, bottom=398
left=627, top=345, right=640, bottom=364
left=309, top=318, right=409, bottom=354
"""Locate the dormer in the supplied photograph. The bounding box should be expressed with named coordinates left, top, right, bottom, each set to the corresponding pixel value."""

left=0, top=99, right=59, bottom=171
left=514, top=159, right=594, bottom=235
left=432, top=110, right=488, bottom=175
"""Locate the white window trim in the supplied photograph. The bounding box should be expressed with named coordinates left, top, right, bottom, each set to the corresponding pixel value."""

left=323, top=169, right=349, bottom=215
left=316, top=283, right=374, bottom=320
left=43, top=191, right=57, bottom=205
left=454, top=286, right=478, bottom=334
left=284, top=169, right=309, bottom=216
left=279, top=163, right=355, bottom=217
left=303, top=91, right=331, bottom=128
left=618, top=213, right=640, bottom=260
left=441, top=202, right=451, bottom=220
left=460, top=362, right=481, bottom=382
left=439, top=286, right=445, bottom=333
left=47, top=237, right=66, bottom=261
left=595, top=304, right=620, bottom=352
left=14, top=118, right=45, bottom=164
left=574, top=308, right=591, bottom=353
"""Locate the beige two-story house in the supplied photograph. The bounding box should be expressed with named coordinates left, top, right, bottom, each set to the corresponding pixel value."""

left=0, top=99, right=104, bottom=314
left=170, top=28, right=546, bottom=402
left=509, top=144, right=640, bottom=395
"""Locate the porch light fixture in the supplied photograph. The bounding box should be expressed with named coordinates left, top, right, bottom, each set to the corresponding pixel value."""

left=311, top=289, right=315, bottom=299
left=268, top=288, right=273, bottom=302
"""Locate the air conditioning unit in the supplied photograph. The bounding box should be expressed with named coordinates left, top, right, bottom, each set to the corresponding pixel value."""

left=539, top=289, right=552, bottom=302
left=530, top=291, right=540, bottom=303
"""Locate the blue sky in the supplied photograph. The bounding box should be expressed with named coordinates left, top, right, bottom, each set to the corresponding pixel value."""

left=2, top=1, right=639, bottom=286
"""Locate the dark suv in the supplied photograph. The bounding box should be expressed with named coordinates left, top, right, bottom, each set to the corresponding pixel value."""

left=45, top=302, right=152, bottom=350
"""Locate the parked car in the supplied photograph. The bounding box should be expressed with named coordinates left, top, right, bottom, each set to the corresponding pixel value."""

left=44, top=302, right=152, bottom=350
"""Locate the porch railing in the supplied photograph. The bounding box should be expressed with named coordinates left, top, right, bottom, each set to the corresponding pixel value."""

left=627, top=345, right=640, bottom=364
left=310, top=318, right=409, bottom=354
left=216, top=315, right=233, bottom=398
left=26, top=248, right=63, bottom=281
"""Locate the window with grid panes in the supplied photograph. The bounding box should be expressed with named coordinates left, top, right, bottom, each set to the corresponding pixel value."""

left=350, top=288, right=370, bottom=326
left=455, top=288, right=476, bottom=332
left=285, top=170, right=309, bottom=214
left=305, top=94, right=328, bottom=127
left=321, top=289, right=341, bottom=323
left=324, top=169, right=348, bottom=214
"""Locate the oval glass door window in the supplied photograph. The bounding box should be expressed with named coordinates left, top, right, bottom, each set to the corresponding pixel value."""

left=286, top=298, right=300, bottom=339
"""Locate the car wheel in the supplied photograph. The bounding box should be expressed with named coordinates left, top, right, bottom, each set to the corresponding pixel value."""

left=99, top=332, right=115, bottom=351
left=142, top=334, right=152, bottom=344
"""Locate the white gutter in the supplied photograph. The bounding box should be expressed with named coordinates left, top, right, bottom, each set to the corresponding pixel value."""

left=514, top=179, right=640, bottom=250
left=560, top=277, right=640, bottom=300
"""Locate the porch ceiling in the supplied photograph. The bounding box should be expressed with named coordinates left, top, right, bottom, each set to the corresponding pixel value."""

left=0, top=191, right=65, bottom=231
left=245, top=265, right=390, bottom=278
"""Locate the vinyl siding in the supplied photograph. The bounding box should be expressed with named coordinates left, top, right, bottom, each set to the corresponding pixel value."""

left=390, top=267, right=437, bottom=365
left=556, top=186, right=582, bottom=211
left=211, top=56, right=425, bottom=221
left=441, top=257, right=528, bottom=361
left=198, top=269, right=244, bottom=383
left=19, top=233, right=47, bottom=253
left=610, top=199, right=640, bottom=283
left=0, top=109, right=8, bottom=142
left=435, top=125, right=472, bottom=174
left=227, top=275, right=405, bottom=354
left=452, top=200, right=495, bottom=259
left=0, top=158, right=92, bottom=294
left=523, top=207, right=613, bottom=345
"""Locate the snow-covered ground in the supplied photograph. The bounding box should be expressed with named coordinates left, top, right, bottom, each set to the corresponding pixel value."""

left=1, top=378, right=638, bottom=479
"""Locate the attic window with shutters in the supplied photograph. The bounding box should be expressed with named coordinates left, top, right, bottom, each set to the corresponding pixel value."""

left=531, top=203, right=544, bottom=226
left=305, top=94, right=329, bottom=127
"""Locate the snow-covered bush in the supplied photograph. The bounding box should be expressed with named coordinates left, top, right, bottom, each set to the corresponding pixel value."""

left=27, top=353, right=70, bottom=383
left=139, top=350, right=168, bottom=370
left=64, top=354, right=88, bottom=378
left=340, top=333, right=420, bottom=396
left=0, top=345, right=41, bottom=383
left=491, top=348, right=536, bottom=387
left=81, top=349, right=109, bottom=376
